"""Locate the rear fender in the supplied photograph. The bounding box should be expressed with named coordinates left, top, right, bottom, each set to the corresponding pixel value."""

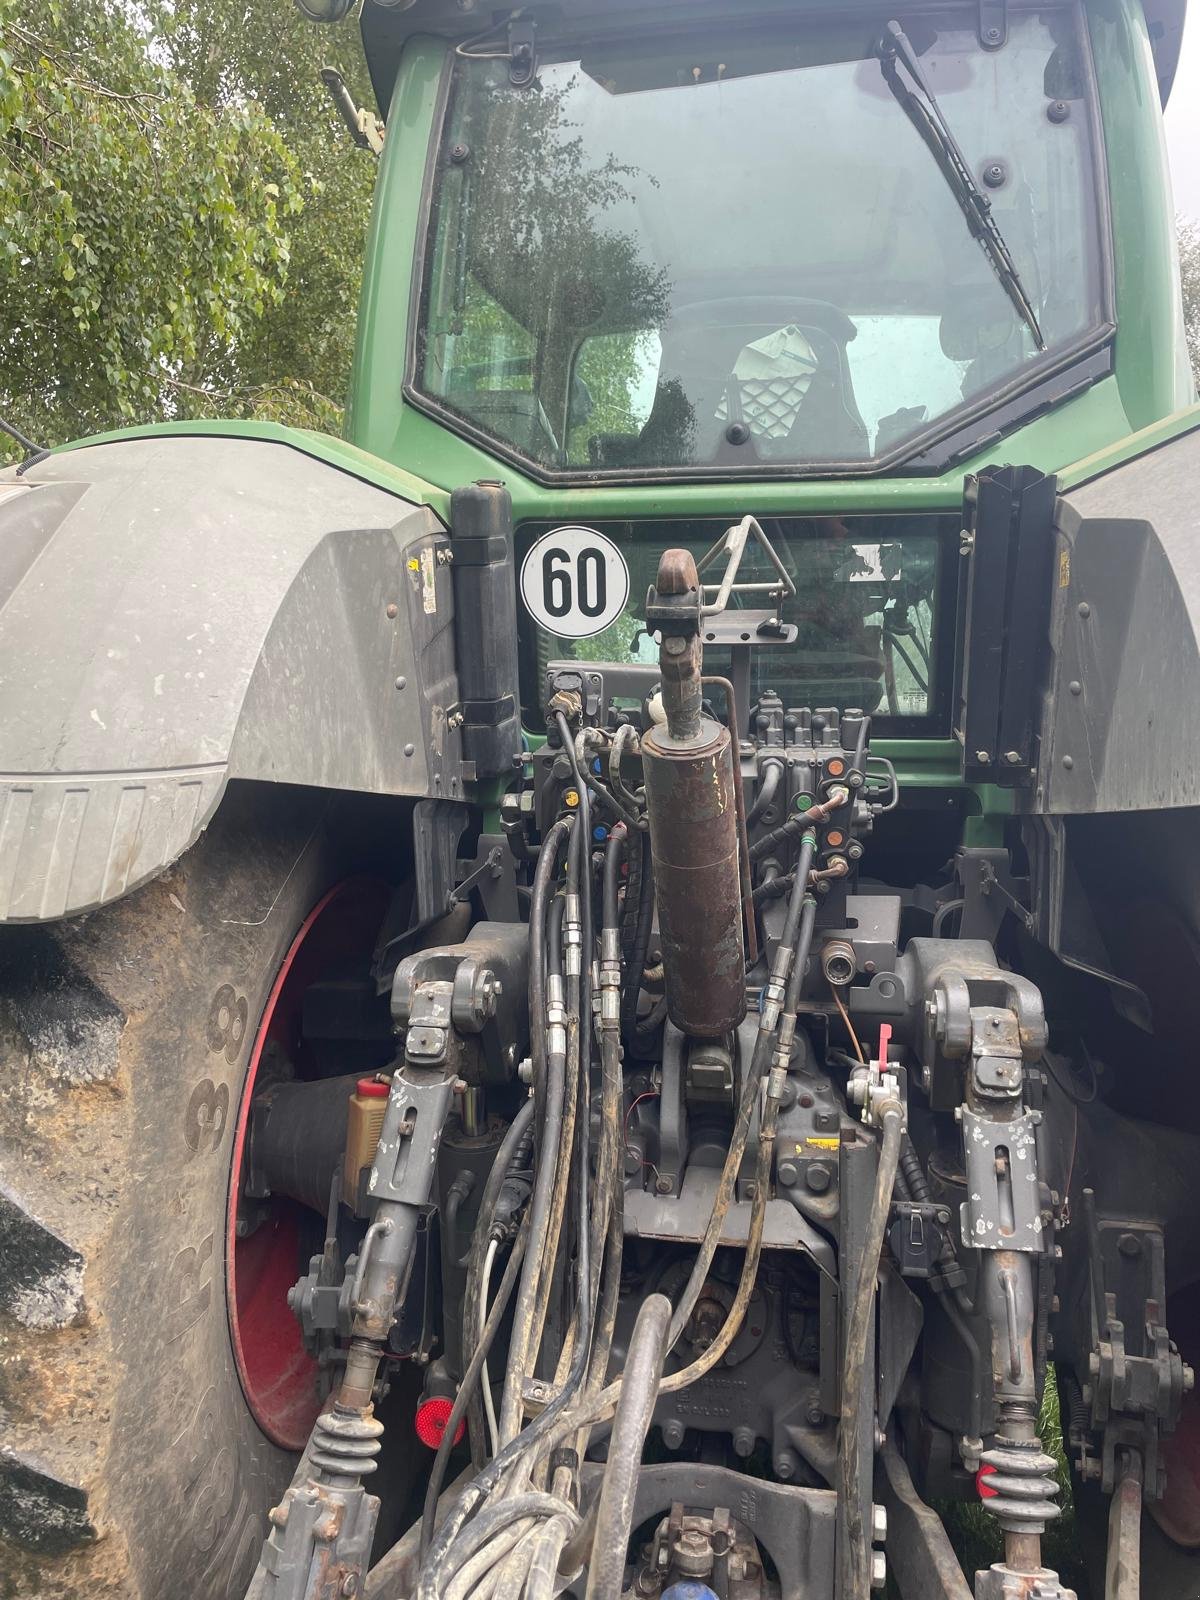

left=0, top=435, right=464, bottom=921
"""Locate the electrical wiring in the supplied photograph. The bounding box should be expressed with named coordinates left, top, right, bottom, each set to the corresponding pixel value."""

left=480, top=1240, right=500, bottom=1457
left=832, top=982, right=865, bottom=1064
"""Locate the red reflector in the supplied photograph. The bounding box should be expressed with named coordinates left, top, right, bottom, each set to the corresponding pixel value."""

left=356, top=1077, right=390, bottom=1099
left=977, top=1463, right=998, bottom=1500
left=415, top=1395, right=464, bottom=1449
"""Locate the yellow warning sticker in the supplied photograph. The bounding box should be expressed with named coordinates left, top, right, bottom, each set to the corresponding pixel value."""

left=800, top=1137, right=840, bottom=1151
left=1058, top=549, right=1070, bottom=589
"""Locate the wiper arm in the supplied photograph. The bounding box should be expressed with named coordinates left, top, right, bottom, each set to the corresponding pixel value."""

left=876, top=20, right=1045, bottom=351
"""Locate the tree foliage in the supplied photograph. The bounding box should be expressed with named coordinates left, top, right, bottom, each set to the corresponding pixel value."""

left=1181, top=219, right=1200, bottom=388
left=0, top=0, right=377, bottom=460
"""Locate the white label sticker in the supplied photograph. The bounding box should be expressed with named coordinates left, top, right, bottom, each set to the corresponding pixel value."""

left=519, top=526, right=630, bottom=639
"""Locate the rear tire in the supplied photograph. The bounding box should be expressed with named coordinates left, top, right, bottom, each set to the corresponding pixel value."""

left=0, top=784, right=399, bottom=1599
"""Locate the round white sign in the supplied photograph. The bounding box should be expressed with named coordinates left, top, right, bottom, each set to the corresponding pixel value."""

left=519, top=526, right=630, bottom=639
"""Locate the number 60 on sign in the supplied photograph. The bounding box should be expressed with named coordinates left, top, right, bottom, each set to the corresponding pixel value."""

left=519, top=526, right=630, bottom=639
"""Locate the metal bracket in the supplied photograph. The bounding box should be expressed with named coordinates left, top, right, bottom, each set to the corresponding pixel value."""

left=957, top=466, right=1057, bottom=786
left=960, top=1109, right=1044, bottom=1252
left=367, top=1071, right=458, bottom=1209
left=1073, top=1193, right=1195, bottom=1499
left=695, top=514, right=797, bottom=620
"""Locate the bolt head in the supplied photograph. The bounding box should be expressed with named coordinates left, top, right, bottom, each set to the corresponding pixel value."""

left=655, top=1175, right=673, bottom=1195
left=871, top=1551, right=888, bottom=1589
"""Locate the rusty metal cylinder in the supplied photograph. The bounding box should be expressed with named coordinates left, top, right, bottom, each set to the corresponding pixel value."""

left=642, top=715, right=747, bottom=1038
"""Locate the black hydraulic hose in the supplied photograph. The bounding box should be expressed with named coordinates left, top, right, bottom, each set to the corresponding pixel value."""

left=546, top=895, right=564, bottom=985
left=529, top=819, right=572, bottom=1141
left=851, top=713, right=870, bottom=780
left=432, top=1491, right=577, bottom=1591
left=839, top=1102, right=904, bottom=1600
left=463, top=1097, right=537, bottom=1463
left=746, top=755, right=784, bottom=826
left=749, top=789, right=846, bottom=863
left=779, top=833, right=817, bottom=954
left=752, top=865, right=788, bottom=906
left=602, top=824, right=626, bottom=934
left=584, top=1294, right=672, bottom=1600
left=422, top=827, right=600, bottom=1591
left=783, top=896, right=819, bottom=1016
left=620, top=833, right=655, bottom=1047
left=500, top=889, right=572, bottom=1444
left=563, top=726, right=643, bottom=832
left=420, top=1214, right=531, bottom=1559
left=660, top=839, right=814, bottom=1354
left=421, top=1170, right=599, bottom=1595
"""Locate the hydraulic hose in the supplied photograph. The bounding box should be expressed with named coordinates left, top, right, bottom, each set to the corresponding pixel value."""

left=645, top=892, right=810, bottom=1405
left=608, top=723, right=645, bottom=817
left=528, top=819, right=572, bottom=1145
left=850, top=713, right=870, bottom=779
left=432, top=1492, right=577, bottom=1592
left=655, top=834, right=815, bottom=1354
left=601, top=823, right=626, bottom=933
left=839, top=1100, right=904, bottom=1600
left=749, top=789, right=848, bottom=862
left=516, top=806, right=591, bottom=1430
left=572, top=729, right=643, bottom=831
left=499, top=872, right=573, bottom=1446
left=746, top=755, right=784, bottom=825
left=425, top=771, right=601, bottom=1590
left=463, top=1096, right=537, bottom=1462
left=584, top=1294, right=672, bottom=1600
left=656, top=1069, right=777, bottom=1399
left=420, top=1213, right=531, bottom=1559
left=620, top=832, right=655, bottom=1047
left=522, top=1513, right=576, bottom=1600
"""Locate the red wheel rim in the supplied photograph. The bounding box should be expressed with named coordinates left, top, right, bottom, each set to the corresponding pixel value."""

left=226, top=878, right=389, bottom=1450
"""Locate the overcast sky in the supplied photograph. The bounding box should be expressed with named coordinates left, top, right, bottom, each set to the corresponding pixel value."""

left=1167, top=11, right=1199, bottom=220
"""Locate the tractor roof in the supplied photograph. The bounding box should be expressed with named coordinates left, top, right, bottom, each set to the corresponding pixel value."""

left=360, top=0, right=1188, bottom=114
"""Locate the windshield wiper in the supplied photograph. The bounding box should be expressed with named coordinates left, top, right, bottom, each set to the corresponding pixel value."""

left=876, top=20, right=1045, bottom=351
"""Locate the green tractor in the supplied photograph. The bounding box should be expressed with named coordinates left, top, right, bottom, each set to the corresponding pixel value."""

left=3, top=1, right=1200, bottom=1597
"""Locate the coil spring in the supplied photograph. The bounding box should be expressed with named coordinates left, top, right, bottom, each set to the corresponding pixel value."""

left=978, top=1440, right=1061, bottom=1533
left=309, top=1408, right=384, bottom=1480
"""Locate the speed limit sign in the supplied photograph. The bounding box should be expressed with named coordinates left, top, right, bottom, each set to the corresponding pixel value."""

left=519, top=526, right=630, bottom=639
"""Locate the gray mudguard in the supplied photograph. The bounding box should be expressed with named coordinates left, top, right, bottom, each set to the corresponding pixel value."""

left=0, top=435, right=464, bottom=921
left=1041, top=426, right=1200, bottom=813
